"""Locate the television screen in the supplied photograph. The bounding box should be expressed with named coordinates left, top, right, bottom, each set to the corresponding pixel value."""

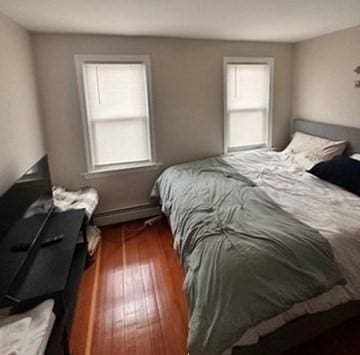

left=0, top=155, right=54, bottom=305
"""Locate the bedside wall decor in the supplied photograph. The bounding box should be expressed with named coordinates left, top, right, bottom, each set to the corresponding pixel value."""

left=355, top=66, right=360, bottom=88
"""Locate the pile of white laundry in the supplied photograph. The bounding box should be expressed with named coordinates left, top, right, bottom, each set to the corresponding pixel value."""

left=53, top=186, right=101, bottom=256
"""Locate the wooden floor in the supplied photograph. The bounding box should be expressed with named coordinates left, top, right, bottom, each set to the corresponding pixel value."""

left=70, top=220, right=360, bottom=355
left=70, top=219, right=187, bottom=355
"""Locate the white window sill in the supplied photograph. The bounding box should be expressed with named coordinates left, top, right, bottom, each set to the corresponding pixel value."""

left=81, top=162, right=162, bottom=179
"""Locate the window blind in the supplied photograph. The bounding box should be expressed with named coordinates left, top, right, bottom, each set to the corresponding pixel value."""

left=83, top=63, right=151, bottom=167
left=226, top=63, right=270, bottom=149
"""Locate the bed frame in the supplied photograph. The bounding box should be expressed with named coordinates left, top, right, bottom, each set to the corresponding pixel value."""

left=232, top=118, right=360, bottom=355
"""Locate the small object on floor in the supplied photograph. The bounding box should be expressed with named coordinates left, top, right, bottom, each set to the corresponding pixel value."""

left=144, top=214, right=163, bottom=226
left=87, top=225, right=101, bottom=256
left=123, top=214, right=164, bottom=242
left=115, top=215, right=164, bottom=243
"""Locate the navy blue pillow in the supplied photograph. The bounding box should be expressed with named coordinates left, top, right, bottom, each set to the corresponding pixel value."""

left=308, top=156, right=360, bottom=196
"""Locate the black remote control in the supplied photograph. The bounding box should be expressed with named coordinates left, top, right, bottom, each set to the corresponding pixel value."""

left=41, top=234, right=64, bottom=247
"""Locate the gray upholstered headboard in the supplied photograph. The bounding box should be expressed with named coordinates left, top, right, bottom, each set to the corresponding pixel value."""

left=292, top=118, right=360, bottom=154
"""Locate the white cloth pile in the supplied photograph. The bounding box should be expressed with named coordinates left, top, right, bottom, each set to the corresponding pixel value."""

left=53, top=186, right=99, bottom=223
left=53, top=186, right=101, bottom=255
left=0, top=300, right=55, bottom=355
left=24, top=186, right=99, bottom=224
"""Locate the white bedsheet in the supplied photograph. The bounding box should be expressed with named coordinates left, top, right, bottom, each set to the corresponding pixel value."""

left=0, top=299, right=55, bottom=355
left=220, top=150, right=360, bottom=353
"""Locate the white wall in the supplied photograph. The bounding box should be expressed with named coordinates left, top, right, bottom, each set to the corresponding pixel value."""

left=2, top=10, right=359, bottom=220
left=0, top=13, right=45, bottom=194
left=32, top=34, right=293, bottom=213
left=292, top=25, right=360, bottom=128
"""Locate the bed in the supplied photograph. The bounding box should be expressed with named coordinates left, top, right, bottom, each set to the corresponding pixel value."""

left=151, top=118, right=360, bottom=355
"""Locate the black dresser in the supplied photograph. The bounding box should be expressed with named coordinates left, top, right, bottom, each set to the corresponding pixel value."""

left=6, top=209, right=88, bottom=355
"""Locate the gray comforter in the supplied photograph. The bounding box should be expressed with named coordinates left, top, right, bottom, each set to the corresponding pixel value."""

left=151, top=156, right=345, bottom=355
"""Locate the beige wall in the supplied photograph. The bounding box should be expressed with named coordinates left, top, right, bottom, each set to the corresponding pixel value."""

left=32, top=34, right=293, bottom=213
left=0, top=13, right=45, bottom=194
left=2, top=15, right=358, bottom=217
left=292, top=25, right=360, bottom=128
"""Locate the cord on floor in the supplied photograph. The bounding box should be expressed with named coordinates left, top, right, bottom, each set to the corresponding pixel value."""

left=107, top=214, right=164, bottom=243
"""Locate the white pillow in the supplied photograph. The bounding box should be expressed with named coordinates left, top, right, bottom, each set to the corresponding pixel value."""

left=350, top=153, right=360, bottom=161
left=284, top=132, right=347, bottom=160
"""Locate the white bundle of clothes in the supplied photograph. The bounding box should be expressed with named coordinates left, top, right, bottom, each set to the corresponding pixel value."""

left=52, top=186, right=98, bottom=222
left=53, top=186, right=101, bottom=256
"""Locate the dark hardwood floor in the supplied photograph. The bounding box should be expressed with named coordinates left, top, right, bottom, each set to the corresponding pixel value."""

left=70, top=220, right=360, bottom=355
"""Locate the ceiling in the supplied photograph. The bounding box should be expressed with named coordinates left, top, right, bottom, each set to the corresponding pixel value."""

left=0, top=0, right=360, bottom=43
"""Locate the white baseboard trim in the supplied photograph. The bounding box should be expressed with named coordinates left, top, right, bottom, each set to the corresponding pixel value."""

left=94, top=204, right=162, bottom=226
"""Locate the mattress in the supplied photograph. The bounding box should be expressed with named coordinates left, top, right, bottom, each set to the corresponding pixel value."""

left=220, top=150, right=360, bottom=353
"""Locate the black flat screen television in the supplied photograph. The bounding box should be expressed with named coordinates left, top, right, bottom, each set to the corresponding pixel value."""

left=0, top=155, right=54, bottom=306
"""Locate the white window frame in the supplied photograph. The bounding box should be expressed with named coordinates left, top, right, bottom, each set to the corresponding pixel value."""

left=75, top=54, right=159, bottom=177
left=223, top=57, right=274, bottom=154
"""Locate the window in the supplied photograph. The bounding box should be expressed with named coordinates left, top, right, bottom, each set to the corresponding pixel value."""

left=224, top=57, right=273, bottom=153
left=75, top=55, right=156, bottom=174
